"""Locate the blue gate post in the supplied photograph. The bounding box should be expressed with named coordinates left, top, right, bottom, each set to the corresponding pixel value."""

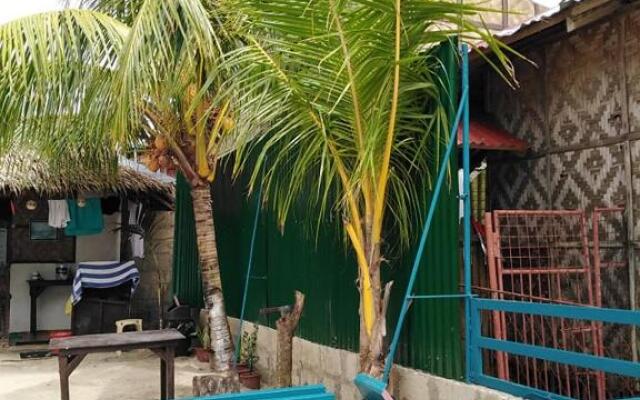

left=469, top=299, right=483, bottom=381
left=460, top=43, right=473, bottom=383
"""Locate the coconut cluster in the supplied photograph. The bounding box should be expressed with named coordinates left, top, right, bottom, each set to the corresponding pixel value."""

left=141, top=136, right=176, bottom=174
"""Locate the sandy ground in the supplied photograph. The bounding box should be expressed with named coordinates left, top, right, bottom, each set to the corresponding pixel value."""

left=0, top=346, right=212, bottom=400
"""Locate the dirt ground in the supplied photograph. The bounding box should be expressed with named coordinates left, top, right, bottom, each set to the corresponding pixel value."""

left=0, top=346, right=212, bottom=400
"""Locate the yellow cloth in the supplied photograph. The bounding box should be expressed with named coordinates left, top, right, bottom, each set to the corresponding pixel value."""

left=64, top=295, right=73, bottom=316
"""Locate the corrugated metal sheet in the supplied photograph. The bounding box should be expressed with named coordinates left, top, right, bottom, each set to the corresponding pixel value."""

left=457, top=120, right=529, bottom=153
left=212, top=166, right=462, bottom=377
left=493, top=4, right=563, bottom=38
left=171, top=172, right=204, bottom=308
left=211, top=42, right=463, bottom=379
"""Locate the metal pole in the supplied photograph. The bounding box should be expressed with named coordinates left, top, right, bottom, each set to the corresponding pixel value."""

left=461, top=43, right=473, bottom=383
left=234, top=187, right=263, bottom=363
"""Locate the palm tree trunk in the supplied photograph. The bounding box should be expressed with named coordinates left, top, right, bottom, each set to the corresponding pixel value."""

left=191, top=185, right=238, bottom=388
left=359, top=237, right=392, bottom=377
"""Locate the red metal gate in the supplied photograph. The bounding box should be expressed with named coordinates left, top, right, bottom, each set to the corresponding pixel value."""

left=484, top=210, right=605, bottom=399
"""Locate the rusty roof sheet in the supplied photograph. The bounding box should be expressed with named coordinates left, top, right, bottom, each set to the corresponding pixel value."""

left=457, top=120, right=529, bottom=153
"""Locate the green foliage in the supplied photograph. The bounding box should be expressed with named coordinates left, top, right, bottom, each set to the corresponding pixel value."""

left=0, top=0, right=221, bottom=176
left=0, top=10, right=127, bottom=174
left=239, top=323, right=259, bottom=371
left=0, top=0, right=515, bottom=250
left=212, top=0, right=515, bottom=247
left=76, top=0, right=146, bottom=24
left=196, top=325, right=211, bottom=349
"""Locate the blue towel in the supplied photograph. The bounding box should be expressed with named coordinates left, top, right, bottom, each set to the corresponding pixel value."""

left=72, top=261, right=140, bottom=304
left=65, top=198, right=104, bottom=236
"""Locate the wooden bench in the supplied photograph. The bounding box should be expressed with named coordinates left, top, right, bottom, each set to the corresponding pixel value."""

left=180, top=384, right=335, bottom=400
left=50, top=329, right=184, bottom=400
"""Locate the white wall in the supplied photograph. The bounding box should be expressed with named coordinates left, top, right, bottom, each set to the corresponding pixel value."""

left=9, top=263, right=71, bottom=333
left=9, top=213, right=121, bottom=333
left=76, top=213, right=121, bottom=263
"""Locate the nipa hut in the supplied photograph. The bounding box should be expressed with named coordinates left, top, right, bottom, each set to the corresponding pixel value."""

left=0, top=155, right=175, bottom=345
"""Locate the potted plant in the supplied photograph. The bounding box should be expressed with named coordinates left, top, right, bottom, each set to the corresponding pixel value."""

left=194, top=326, right=211, bottom=363
left=238, top=324, right=260, bottom=389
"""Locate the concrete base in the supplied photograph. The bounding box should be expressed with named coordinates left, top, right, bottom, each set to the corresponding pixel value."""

left=230, top=318, right=519, bottom=400
left=192, top=370, right=240, bottom=396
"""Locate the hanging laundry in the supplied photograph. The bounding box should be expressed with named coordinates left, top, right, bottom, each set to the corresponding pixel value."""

left=128, top=201, right=144, bottom=258
left=65, top=198, right=104, bottom=236
left=72, top=261, right=140, bottom=304
left=48, top=200, right=70, bottom=228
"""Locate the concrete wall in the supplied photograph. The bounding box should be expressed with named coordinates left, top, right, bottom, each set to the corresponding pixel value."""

left=9, top=263, right=72, bottom=333
left=229, top=319, right=518, bottom=400
left=75, top=213, right=121, bottom=262
left=9, top=213, right=121, bottom=333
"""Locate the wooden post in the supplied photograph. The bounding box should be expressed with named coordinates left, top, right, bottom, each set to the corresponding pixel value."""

left=276, top=291, right=305, bottom=387
left=58, top=356, right=70, bottom=400
left=56, top=353, right=86, bottom=400
left=160, top=352, right=167, bottom=400
left=166, top=346, right=175, bottom=399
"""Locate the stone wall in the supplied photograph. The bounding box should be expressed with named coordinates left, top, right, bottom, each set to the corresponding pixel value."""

left=229, top=319, right=518, bottom=400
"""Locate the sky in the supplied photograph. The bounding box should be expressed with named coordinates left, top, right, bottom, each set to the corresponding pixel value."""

left=0, top=1, right=71, bottom=25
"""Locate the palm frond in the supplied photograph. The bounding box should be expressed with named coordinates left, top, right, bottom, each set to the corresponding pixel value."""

left=215, top=0, right=514, bottom=247
left=0, top=9, right=128, bottom=174
left=0, top=1, right=224, bottom=180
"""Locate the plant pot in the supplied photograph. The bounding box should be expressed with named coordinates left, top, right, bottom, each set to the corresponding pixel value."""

left=236, top=364, right=251, bottom=376
left=239, top=371, right=261, bottom=389
left=194, top=347, right=210, bottom=363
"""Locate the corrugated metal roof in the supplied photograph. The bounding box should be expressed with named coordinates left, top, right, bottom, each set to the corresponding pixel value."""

left=487, top=0, right=584, bottom=41
left=494, top=5, right=564, bottom=37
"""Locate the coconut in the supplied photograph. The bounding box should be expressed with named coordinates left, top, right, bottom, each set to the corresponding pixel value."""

left=158, top=155, right=171, bottom=169
left=139, top=153, right=151, bottom=165
left=148, top=158, right=160, bottom=172
left=155, top=136, right=168, bottom=151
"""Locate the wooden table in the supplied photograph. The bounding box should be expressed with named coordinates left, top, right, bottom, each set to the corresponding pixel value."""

left=49, top=329, right=185, bottom=400
left=28, top=279, right=73, bottom=334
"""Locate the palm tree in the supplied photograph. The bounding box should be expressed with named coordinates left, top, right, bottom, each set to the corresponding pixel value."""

left=0, top=1, right=239, bottom=391
left=211, top=0, right=513, bottom=376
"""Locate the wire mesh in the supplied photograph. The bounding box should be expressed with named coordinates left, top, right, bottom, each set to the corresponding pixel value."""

left=484, top=210, right=606, bottom=399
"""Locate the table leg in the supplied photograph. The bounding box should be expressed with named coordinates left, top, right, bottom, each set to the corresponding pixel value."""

left=30, top=292, right=37, bottom=335
left=165, top=347, right=175, bottom=399
left=160, top=354, right=167, bottom=400
left=58, top=356, right=70, bottom=400
left=57, top=353, right=86, bottom=400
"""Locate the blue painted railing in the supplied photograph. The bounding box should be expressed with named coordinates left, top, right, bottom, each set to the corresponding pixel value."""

left=180, top=384, right=335, bottom=400
left=468, top=298, right=640, bottom=399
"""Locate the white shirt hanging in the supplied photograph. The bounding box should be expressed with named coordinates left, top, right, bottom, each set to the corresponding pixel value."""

left=128, top=201, right=144, bottom=258
left=48, top=200, right=70, bottom=228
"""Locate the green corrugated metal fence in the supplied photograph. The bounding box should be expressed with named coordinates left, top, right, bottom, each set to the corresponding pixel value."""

left=171, top=172, right=204, bottom=308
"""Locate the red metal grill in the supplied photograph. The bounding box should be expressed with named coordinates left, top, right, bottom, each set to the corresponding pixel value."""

left=484, top=210, right=605, bottom=399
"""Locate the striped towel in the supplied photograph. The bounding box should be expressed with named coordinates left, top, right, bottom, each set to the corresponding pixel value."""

left=72, top=261, right=140, bottom=304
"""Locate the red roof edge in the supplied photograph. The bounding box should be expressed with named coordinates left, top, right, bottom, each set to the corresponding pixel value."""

left=457, top=120, right=529, bottom=153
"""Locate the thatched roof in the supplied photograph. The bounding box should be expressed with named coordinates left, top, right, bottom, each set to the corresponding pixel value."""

left=0, top=154, right=174, bottom=198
